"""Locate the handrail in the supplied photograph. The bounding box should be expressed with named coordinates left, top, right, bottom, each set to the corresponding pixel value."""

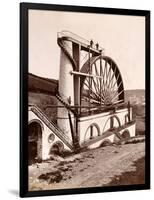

left=56, top=93, right=77, bottom=116
left=57, top=37, right=77, bottom=71
left=29, top=105, right=73, bottom=150
left=30, top=105, right=69, bottom=140
left=58, top=30, right=104, bottom=51
left=57, top=30, right=90, bottom=46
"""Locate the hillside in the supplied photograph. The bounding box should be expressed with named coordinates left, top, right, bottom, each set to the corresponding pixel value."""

left=125, top=89, right=145, bottom=104
left=28, top=73, right=58, bottom=95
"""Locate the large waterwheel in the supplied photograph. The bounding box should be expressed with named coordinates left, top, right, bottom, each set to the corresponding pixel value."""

left=80, top=55, right=124, bottom=112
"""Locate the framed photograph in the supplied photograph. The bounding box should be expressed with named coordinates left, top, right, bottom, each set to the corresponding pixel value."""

left=20, top=2, right=150, bottom=197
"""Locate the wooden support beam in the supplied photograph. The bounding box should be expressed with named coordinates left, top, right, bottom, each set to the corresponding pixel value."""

left=72, top=43, right=81, bottom=115
left=70, top=70, right=107, bottom=79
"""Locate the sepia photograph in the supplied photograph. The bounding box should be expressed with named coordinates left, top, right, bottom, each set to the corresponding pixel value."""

left=20, top=3, right=150, bottom=197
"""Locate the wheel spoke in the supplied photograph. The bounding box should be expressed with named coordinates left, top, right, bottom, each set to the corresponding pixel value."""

left=81, top=56, right=124, bottom=109
left=111, top=89, right=124, bottom=102
left=92, top=77, right=102, bottom=98
left=83, top=81, right=99, bottom=99
left=104, top=62, right=113, bottom=100
left=103, top=61, right=107, bottom=93
left=110, top=80, right=123, bottom=95
left=85, top=78, right=101, bottom=100
left=106, top=62, right=112, bottom=90
left=100, top=60, right=107, bottom=98
left=110, top=90, right=118, bottom=102
left=93, top=63, right=100, bottom=90
left=109, top=67, right=117, bottom=89
left=105, top=61, right=108, bottom=89
left=100, top=58, right=103, bottom=105
left=110, top=73, right=120, bottom=91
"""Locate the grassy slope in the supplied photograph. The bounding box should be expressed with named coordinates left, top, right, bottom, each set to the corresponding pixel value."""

left=28, top=73, right=58, bottom=95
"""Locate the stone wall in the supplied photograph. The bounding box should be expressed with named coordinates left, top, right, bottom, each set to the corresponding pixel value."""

left=78, top=108, right=133, bottom=144
left=29, top=110, right=71, bottom=160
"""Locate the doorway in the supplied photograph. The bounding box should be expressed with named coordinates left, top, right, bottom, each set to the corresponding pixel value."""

left=28, top=121, right=42, bottom=165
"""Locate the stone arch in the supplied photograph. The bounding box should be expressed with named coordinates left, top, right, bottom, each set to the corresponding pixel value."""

left=102, top=117, right=111, bottom=133
left=49, top=141, right=64, bottom=155
left=100, top=139, right=112, bottom=147
left=121, top=129, right=130, bottom=139
left=28, top=121, right=43, bottom=164
left=124, top=114, right=129, bottom=124
left=28, top=119, right=44, bottom=131
left=84, top=123, right=100, bottom=141
left=102, top=115, right=121, bottom=133
left=113, top=129, right=130, bottom=143
left=112, top=115, right=121, bottom=127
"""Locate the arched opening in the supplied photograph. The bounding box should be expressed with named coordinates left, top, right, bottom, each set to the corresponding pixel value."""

left=125, top=114, right=130, bottom=124
left=102, top=115, right=121, bottom=133
left=121, top=129, right=130, bottom=140
left=49, top=141, right=64, bottom=155
left=100, top=139, right=112, bottom=147
left=84, top=123, right=100, bottom=141
left=111, top=115, right=121, bottom=129
left=28, top=121, right=42, bottom=165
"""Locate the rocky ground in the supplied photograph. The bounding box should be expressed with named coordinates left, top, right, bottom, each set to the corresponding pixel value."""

left=29, top=141, right=145, bottom=191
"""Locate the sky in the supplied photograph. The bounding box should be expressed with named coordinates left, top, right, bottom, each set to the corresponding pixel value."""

left=29, top=9, right=145, bottom=90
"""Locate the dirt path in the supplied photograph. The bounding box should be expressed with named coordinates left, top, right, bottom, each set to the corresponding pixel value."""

left=29, top=142, right=145, bottom=191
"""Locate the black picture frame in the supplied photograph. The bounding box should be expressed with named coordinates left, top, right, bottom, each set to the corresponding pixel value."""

left=20, top=2, right=150, bottom=198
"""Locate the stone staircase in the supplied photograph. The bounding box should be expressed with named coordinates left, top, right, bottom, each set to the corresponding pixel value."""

left=29, top=105, right=74, bottom=150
